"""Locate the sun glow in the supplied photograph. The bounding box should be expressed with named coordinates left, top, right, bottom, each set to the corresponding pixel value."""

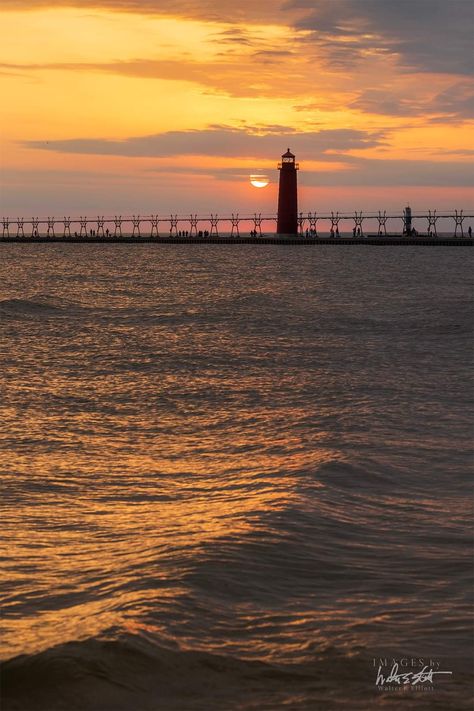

left=250, top=175, right=270, bottom=188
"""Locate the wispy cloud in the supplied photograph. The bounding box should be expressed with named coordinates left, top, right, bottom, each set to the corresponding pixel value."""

left=2, top=0, right=282, bottom=23
left=0, top=52, right=315, bottom=99
left=22, top=126, right=386, bottom=158
left=145, top=158, right=474, bottom=187
left=6, top=0, right=473, bottom=79
left=8, top=0, right=472, bottom=75
left=300, top=158, right=474, bottom=187
left=351, top=80, right=474, bottom=122
left=288, top=0, right=474, bottom=75
left=8, top=155, right=473, bottom=189
left=23, top=124, right=474, bottom=187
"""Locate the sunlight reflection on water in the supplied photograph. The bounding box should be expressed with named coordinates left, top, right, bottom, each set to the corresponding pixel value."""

left=1, top=244, right=472, bottom=709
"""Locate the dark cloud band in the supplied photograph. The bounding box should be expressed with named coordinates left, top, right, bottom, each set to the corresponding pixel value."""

left=22, top=126, right=386, bottom=158
left=20, top=125, right=473, bottom=187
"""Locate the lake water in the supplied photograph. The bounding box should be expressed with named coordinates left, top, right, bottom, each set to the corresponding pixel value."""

left=1, top=244, right=473, bottom=710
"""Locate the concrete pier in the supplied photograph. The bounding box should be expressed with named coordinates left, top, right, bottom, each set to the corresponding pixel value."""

left=0, top=235, right=472, bottom=246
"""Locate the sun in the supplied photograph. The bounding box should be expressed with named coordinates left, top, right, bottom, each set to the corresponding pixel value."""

left=250, top=174, right=269, bottom=188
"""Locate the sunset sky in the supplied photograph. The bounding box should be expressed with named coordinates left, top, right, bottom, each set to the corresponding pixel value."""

left=1, top=0, right=473, bottom=215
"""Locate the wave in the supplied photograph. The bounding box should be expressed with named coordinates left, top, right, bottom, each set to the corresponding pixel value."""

left=0, top=297, right=216, bottom=326
left=2, top=632, right=471, bottom=711
left=0, top=296, right=84, bottom=317
left=0, top=632, right=322, bottom=711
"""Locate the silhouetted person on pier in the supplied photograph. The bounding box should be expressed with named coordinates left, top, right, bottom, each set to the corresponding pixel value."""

left=469, top=226, right=472, bottom=238
left=352, top=227, right=356, bottom=237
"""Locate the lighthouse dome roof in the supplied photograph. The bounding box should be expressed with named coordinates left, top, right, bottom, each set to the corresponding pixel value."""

left=282, top=148, right=295, bottom=158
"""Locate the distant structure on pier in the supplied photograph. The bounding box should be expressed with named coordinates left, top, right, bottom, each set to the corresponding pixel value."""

left=404, top=205, right=412, bottom=236
left=277, top=149, right=299, bottom=235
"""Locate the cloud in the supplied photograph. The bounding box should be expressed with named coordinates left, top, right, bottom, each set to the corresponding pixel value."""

left=9, top=156, right=472, bottom=190
left=5, top=1, right=472, bottom=114
left=211, top=28, right=255, bottom=46
left=21, top=126, right=386, bottom=159
left=6, top=0, right=473, bottom=78
left=288, top=0, right=474, bottom=75
left=1, top=0, right=283, bottom=23
left=20, top=125, right=473, bottom=187
left=350, top=89, right=427, bottom=118
left=300, top=158, right=474, bottom=187
left=430, top=81, right=474, bottom=120
left=351, top=80, right=474, bottom=121
left=156, top=155, right=474, bottom=187
left=147, top=158, right=474, bottom=187
left=436, top=148, right=474, bottom=157
left=0, top=53, right=315, bottom=99
left=252, top=50, right=295, bottom=63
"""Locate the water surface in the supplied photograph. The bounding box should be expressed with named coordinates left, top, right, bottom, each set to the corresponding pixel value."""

left=1, top=244, right=472, bottom=709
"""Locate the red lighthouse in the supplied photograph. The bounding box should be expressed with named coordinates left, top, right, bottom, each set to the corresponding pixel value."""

left=277, top=148, right=299, bottom=235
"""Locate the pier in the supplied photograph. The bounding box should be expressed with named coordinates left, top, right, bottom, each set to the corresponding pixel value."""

left=1, top=211, right=473, bottom=245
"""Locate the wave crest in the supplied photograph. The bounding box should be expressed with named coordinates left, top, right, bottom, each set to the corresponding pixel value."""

left=1, top=633, right=367, bottom=711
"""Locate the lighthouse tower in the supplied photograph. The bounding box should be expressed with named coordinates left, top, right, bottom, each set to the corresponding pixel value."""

left=277, top=148, right=299, bottom=235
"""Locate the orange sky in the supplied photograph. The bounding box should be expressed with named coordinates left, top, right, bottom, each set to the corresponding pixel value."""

left=1, top=1, right=473, bottom=215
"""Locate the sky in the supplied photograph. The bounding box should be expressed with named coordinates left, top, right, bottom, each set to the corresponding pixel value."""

left=1, top=0, right=473, bottom=216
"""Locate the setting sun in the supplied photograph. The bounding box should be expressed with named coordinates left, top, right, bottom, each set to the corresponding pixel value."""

left=250, top=175, right=270, bottom=188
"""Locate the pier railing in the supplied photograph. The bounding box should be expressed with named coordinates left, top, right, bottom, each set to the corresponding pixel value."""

left=1, top=211, right=473, bottom=239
